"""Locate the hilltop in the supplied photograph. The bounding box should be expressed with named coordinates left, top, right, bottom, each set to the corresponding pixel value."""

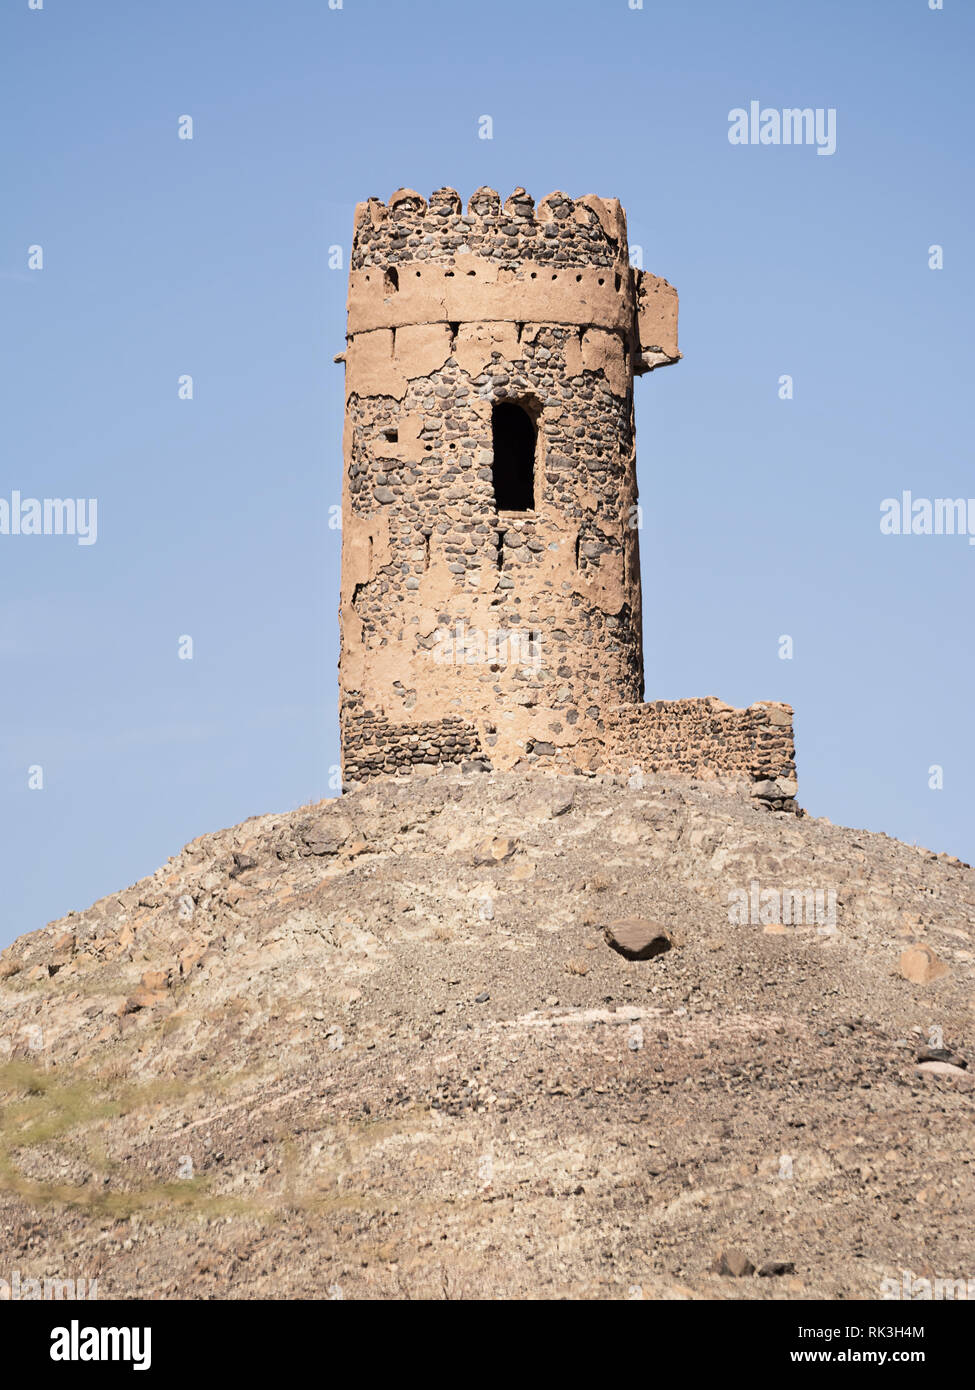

left=1, top=771, right=972, bottom=1300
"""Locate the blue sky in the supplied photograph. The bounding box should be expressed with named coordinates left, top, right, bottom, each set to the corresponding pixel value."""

left=1, top=0, right=972, bottom=947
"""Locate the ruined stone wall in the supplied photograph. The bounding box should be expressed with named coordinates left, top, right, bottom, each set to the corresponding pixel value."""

left=605, top=698, right=799, bottom=811
left=342, top=714, right=487, bottom=782
left=339, top=187, right=679, bottom=780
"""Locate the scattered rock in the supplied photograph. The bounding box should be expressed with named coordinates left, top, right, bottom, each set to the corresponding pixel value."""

left=472, top=838, right=518, bottom=866
left=603, top=918, right=676, bottom=961
left=117, top=984, right=167, bottom=1015
left=299, top=813, right=364, bottom=858
left=302, top=833, right=344, bottom=857
left=899, top=945, right=949, bottom=984
left=0, top=958, right=23, bottom=980
left=711, top=1250, right=755, bottom=1277
left=758, top=1261, right=796, bottom=1277
left=916, top=1060, right=970, bottom=1079
left=180, top=947, right=205, bottom=976
left=916, top=1046, right=966, bottom=1068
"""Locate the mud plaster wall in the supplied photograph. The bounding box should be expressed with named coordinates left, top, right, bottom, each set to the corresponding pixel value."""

left=337, top=187, right=797, bottom=808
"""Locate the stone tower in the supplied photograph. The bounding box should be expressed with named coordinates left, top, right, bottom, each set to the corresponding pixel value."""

left=337, top=185, right=681, bottom=782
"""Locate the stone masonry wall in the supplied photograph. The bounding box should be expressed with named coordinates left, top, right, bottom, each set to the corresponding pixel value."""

left=342, top=714, right=488, bottom=782
left=341, top=697, right=798, bottom=815
left=606, top=698, right=799, bottom=811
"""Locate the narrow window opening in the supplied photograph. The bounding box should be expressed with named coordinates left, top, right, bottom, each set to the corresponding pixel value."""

left=449, top=320, right=460, bottom=347
left=423, top=532, right=431, bottom=570
left=496, top=531, right=505, bottom=570
left=383, top=266, right=399, bottom=293
left=575, top=532, right=581, bottom=568
left=383, top=427, right=398, bottom=443
left=614, top=272, right=622, bottom=291
left=491, top=401, right=536, bottom=511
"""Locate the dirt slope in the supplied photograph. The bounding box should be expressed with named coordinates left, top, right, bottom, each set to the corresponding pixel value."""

left=1, top=771, right=972, bottom=1300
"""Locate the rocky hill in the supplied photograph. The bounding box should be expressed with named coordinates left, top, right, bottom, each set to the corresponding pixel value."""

left=1, top=771, right=972, bottom=1300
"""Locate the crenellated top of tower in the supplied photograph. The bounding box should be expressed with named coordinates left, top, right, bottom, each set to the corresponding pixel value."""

left=351, top=187, right=630, bottom=272
left=345, top=187, right=680, bottom=373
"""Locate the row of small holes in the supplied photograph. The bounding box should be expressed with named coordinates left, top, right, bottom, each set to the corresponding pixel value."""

left=526, top=271, right=607, bottom=285
left=365, top=269, right=616, bottom=285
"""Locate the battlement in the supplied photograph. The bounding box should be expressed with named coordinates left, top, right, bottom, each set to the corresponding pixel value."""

left=351, top=186, right=628, bottom=272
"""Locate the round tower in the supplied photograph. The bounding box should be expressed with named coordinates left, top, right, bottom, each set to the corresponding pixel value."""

left=336, top=186, right=679, bottom=782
